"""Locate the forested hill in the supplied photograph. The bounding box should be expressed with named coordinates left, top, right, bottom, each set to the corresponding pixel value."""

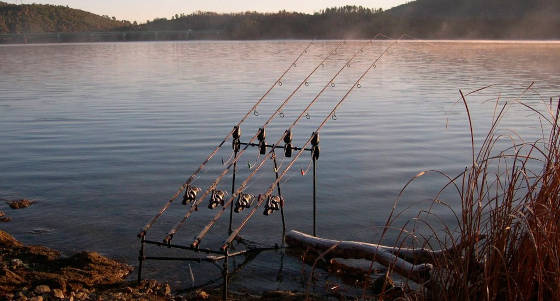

left=142, top=0, right=560, bottom=39
left=0, top=1, right=131, bottom=33
left=386, top=0, right=560, bottom=39
left=1, top=0, right=559, bottom=39
left=389, top=0, right=560, bottom=18
left=142, top=6, right=385, bottom=39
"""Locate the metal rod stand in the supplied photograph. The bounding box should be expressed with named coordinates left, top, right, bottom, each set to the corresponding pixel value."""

left=229, top=150, right=238, bottom=234
left=272, top=152, right=286, bottom=240
left=313, top=156, right=317, bottom=237
left=137, top=134, right=320, bottom=294
left=222, top=248, right=229, bottom=300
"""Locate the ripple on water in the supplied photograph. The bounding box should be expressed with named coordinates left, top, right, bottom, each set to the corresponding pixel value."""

left=0, top=40, right=559, bottom=292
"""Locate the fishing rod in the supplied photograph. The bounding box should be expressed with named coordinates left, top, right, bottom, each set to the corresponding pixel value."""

left=188, top=39, right=389, bottom=248
left=219, top=39, right=400, bottom=251
left=138, top=41, right=313, bottom=237
left=163, top=40, right=361, bottom=244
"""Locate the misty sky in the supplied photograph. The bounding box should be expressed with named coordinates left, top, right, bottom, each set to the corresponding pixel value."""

left=6, top=0, right=409, bottom=22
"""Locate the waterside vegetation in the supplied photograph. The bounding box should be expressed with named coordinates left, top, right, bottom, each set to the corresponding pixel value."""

left=386, top=92, right=560, bottom=299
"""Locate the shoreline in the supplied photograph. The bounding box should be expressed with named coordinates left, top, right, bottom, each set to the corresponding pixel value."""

left=0, top=230, right=176, bottom=300
left=1, top=33, right=560, bottom=45
left=0, top=230, right=318, bottom=300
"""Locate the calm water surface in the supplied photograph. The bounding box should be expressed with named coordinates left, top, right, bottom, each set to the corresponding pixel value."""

left=0, top=40, right=559, bottom=293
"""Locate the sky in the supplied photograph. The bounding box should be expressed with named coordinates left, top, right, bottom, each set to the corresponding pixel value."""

left=6, top=0, right=410, bottom=22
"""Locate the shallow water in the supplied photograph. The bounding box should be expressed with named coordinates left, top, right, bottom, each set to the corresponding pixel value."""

left=0, top=40, right=559, bottom=293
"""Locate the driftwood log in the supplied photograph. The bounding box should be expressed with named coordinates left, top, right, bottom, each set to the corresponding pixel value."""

left=285, top=230, right=451, bottom=283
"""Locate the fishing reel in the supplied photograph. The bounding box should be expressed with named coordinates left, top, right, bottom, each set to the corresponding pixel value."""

left=232, top=126, right=241, bottom=152
left=284, top=129, right=293, bottom=158
left=182, top=185, right=201, bottom=205
left=208, top=190, right=227, bottom=209
left=311, top=131, right=320, bottom=160
left=234, top=193, right=254, bottom=213
left=257, top=128, right=267, bottom=155
left=263, top=195, right=282, bottom=216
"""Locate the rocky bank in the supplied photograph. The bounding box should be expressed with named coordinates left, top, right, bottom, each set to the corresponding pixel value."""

left=0, top=230, right=183, bottom=300
left=0, top=230, right=316, bottom=300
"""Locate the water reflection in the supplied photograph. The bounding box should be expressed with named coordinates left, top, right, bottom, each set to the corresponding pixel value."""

left=0, top=40, right=558, bottom=292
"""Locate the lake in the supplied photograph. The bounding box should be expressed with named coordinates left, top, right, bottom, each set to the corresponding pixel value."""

left=0, top=40, right=559, bottom=293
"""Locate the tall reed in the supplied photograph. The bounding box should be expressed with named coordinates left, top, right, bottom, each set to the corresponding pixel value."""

left=387, top=92, right=560, bottom=300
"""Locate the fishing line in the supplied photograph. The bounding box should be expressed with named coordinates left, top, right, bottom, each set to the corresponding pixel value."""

left=139, top=41, right=314, bottom=237
left=174, top=42, right=372, bottom=244
left=222, top=151, right=236, bottom=166
left=279, top=169, right=297, bottom=185
left=301, top=159, right=313, bottom=176
left=190, top=36, right=392, bottom=247
left=221, top=38, right=403, bottom=250
left=164, top=40, right=351, bottom=242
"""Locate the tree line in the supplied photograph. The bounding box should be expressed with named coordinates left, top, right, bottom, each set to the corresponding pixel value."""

left=0, top=1, right=130, bottom=33
left=1, top=1, right=559, bottom=39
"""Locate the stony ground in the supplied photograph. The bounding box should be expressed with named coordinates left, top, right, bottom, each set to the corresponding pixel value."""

left=0, top=230, right=319, bottom=301
left=0, top=230, right=181, bottom=300
left=0, top=197, right=317, bottom=300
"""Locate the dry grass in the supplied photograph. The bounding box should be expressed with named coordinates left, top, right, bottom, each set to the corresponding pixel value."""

left=381, top=89, right=560, bottom=300
left=296, top=86, right=560, bottom=300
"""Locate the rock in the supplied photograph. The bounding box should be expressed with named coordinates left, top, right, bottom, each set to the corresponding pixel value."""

left=34, top=284, right=51, bottom=294
left=11, top=258, right=24, bottom=268
left=163, top=284, right=171, bottom=295
left=0, top=230, right=185, bottom=300
left=0, top=230, right=22, bottom=247
left=26, top=245, right=60, bottom=261
left=29, top=296, right=43, bottom=301
left=147, top=279, right=157, bottom=288
left=2, top=266, right=26, bottom=284
left=0, top=211, right=8, bottom=222
left=52, top=288, right=64, bottom=299
left=196, top=290, right=209, bottom=300
left=74, top=291, right=88, bottom=300
left=8, top=199, right=34, bottom=209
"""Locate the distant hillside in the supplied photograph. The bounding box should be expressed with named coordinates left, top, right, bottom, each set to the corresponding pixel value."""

left=386, top=0, right=560, bottom=38
left=142, top=1, right=560, bottom=39
left=141, top=6, right=385, bottom=39
left=389, top=0, right=560, bottom=18
left=0, top=1, right=131, bottom=33
left=1, top=1, right=559, bottom=39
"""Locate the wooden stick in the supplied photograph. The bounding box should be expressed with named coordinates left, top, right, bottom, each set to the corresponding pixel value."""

left=285, top=230, right=433, bottom=283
